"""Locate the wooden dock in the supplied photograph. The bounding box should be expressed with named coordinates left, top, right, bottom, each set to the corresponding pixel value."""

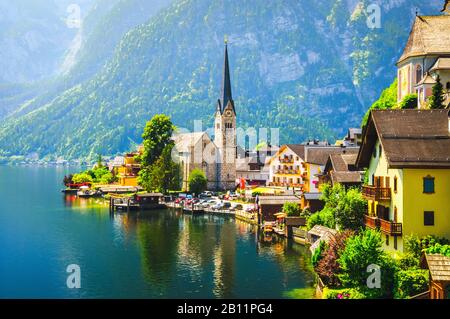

left=235, top=211, right=258, bottom=225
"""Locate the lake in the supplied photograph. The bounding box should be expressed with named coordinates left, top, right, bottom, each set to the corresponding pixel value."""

left=0, top=166, right=315, bottom=299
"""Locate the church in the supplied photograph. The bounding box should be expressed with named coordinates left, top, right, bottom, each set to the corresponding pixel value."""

left=174, top=42, right=237, bottom=191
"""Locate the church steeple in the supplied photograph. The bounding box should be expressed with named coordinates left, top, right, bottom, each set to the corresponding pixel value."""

left=219, top=39, right=234, bottom=114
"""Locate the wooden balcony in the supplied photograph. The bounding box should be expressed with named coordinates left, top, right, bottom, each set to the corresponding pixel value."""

left=279, top=157, right=294, bottom=164
left=362, top=185, right=391, bottom=201
left=364, top=215, right=379, bottom=229
left=379, top=218, right=402, bottom=235
left=364, top=215, right=402, bottom=235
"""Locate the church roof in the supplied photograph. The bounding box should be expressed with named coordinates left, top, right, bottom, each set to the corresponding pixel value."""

left=430, top=57, right=450, bottom=72
left=416, top=73, right=437, bottom=86
left=218, top=44, right=235, bottom=114
left=398, top=15, right=450, bottom=64
left=173, top=132, right=213, bottom=152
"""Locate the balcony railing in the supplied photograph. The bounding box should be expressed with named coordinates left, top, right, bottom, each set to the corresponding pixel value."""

left=364, top=215, right=379, bottom=229
left=362, top=185, right=391, bottom=201
left=364, top=215, right=402, bottom=235
left=379, top=219, right=402, bottom=235
left=275, top=169, right=301, bottom=175
left=279, top=157, right=294, bottom=163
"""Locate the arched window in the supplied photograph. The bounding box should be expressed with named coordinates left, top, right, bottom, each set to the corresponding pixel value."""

left=415, top=65, right=422, bottom=84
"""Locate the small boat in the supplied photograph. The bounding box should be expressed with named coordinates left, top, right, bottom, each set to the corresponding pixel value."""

left=77, top=186, right=100, bottom=198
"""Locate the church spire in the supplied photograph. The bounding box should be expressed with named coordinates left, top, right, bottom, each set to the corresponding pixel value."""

left=220, top=38, right=234, bottom=114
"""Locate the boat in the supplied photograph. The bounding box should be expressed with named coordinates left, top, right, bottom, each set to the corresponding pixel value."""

left=77, top=186, right=101, bottom=198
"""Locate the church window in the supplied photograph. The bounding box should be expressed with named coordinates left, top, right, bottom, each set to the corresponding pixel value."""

left=415, top=65, right=422, bottom=84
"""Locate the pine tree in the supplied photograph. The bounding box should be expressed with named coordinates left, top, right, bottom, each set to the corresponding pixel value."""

left=429, top=75, right=445, bottom=109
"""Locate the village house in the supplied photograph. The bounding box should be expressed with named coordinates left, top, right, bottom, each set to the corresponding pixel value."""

left=356, top=109, right=450, bottom=253
left=108, top=145, right=144, bottom=187
left=318, top=152, right=363, bottom=189
left=268, top=144, right=306, bottom=189
left=397, top=10, right=450, bottom=108
left=300, top=143, right=359, bottom=212
left=235, top=146, right=277, bottom=187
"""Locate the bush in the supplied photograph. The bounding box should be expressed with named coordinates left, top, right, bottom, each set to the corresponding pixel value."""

left=312, top=240, right=327, bottom=267
left=399, top=93, right=418, bottom=109
left=283, top=202, right=301, bottom=217
left=334, top=187, right=366, bottom=230
left=397, top=253, right=420, bottom=270
left=307, top=207, right=335, bottom=230
left=72, top=173, right=93, bottom=184
left=300, top=207, right=312, bottom=218
left=314, top=183, right=366, bottom=231
left=315, top=230, right=354, bottom=287
left=322, top=288, right=366, bottom=299
left=188, top=169, right=207, bottom=195
left=404, top=234, right=450, bottom=259
left=338, top=229, right=395, bottom=298
left=394, top=269, right=429, bottom=299
left=425, top=243, right=450, bottom=257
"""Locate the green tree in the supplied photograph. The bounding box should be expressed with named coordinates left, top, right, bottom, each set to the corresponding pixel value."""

left=188, top=169, right=207, bottom=195
left=429, top=75, right=445, bottom=109
left=311, top=184, right=366, bottom=231
left=96, top=154, right=104, bottom=168
left=394, top=269, right=429, bottom=299
left=139, top=143, right=181, bottom=193
left=335, top=188, right=367, bottom=230
left=399, top=93, right=417, bottom=109
left=282, top=202, right=301, bottom=217
left=72, top=173, right=93, bottom=184
left=141, top=114, right=175, bottom=166
left=338, top=229, right=395, bottom=298
left=361, top=79, right=397, bottom=127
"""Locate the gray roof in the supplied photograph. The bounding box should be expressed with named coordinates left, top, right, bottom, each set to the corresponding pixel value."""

left=398, top=15, right=450, bottom=64
left=173, top=132, right=213, bottom=152
left=308, top=225, right=337, bottom=238
left=258, top=195, right=300, bottom=205
left=425, top=254, right=450, bottom=282
left=331, top=171, right=363, bottom=184
left=303, top=192, right=322, bottom=200
left=357, top=109, right=450, bottom=168
left=305, top=146, right=359, bottom=165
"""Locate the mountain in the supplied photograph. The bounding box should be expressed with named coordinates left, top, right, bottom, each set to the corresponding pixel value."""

left=0, top=0, right=172, bottom=120
left=0, top=0, right=94, bottom=84
left=0, top=0, right=444, bottom=161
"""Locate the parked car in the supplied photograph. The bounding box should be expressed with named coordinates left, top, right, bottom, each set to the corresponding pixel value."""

left=212, top=202, right=224, bottom=210
left=231, top=203, right=243, bottom=210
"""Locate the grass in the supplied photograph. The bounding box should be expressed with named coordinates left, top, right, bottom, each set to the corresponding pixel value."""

left=283, top=287, right=317, bottom=299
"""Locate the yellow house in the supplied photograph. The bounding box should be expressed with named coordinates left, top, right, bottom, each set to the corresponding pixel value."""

left=356, top=109, right=450, bottom=253
left=117, top=152, right=141, bottom=187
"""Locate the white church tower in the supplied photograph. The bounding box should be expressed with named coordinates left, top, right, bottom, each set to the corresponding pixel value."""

left=214, top=41, right=237, bottom=190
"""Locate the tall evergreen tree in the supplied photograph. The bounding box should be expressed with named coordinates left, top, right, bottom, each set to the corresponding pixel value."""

left=429, top=75, right=445, bottom=109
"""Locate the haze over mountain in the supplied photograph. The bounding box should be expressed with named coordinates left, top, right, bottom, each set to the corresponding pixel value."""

left=0, top=0, right=443, bottom=161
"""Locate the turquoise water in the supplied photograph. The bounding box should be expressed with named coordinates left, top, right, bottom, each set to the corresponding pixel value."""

left=0, top=166, right=315, bottom=298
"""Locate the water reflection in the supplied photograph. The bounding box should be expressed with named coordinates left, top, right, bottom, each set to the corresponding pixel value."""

left=64, top=195, right=314, bottom=298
